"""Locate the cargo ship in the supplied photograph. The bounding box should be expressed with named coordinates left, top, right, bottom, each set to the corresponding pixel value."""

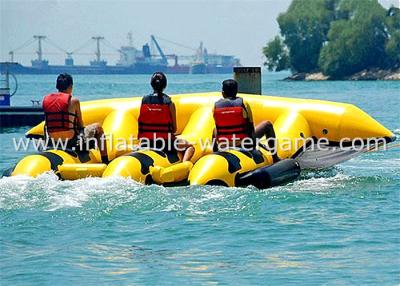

left=0, top=34, right=240, bottom=75
left=190, top=42, right=241, bottom=74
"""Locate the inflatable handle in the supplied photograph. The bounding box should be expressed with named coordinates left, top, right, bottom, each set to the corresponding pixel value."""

left=237, top=159, right=300, bottom=189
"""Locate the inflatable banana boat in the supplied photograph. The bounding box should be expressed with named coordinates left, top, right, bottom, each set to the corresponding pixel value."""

left=5, top=92, right=395, bottom=188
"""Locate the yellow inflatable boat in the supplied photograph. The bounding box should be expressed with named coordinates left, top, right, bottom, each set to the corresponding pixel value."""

left=6, top=92, right=395, bottom=187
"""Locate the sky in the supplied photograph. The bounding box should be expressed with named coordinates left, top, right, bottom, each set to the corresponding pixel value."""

left=1, top=0, right=398, bottom=67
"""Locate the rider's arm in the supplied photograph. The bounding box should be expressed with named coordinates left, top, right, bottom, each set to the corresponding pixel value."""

left=211, top=105, right=218, bottom=151
left=71, top=97, right=84, bottom=131
left=244, top=101, right=256, bottom=139
left=244, top=101, right=254, bottom=123
left=211, top=105, right=215, bottom=139
left=170, top=102, right=177, bottom=134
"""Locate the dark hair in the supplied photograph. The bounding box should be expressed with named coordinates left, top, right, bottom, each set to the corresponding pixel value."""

left=151, top=72, right=167, bottom=93
left=56, top=73, right=73, bottom=92
left=222, top=79, right=238, bottom=98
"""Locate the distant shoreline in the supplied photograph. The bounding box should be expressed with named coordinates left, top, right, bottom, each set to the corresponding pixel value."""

left=284, top=68, right=400, bottom=81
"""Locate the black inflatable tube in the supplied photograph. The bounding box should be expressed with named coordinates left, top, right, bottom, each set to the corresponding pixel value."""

left=236, top=159, right=301, bottom=189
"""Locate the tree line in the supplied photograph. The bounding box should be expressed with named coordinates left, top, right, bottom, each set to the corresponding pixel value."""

left=263, top=0, right=400, bottom=78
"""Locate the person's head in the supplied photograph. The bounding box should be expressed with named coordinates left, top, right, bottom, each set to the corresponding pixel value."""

left=151, top=72, right=167, bottom=94
left=222, top=79, right=238, bottom=98
left=56, top=73, right=73, bottom=93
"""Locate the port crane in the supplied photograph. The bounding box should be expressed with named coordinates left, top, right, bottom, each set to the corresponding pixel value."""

left=150, top=35, right=195, bottom=66
left=7, top=34, right=204, bottom=68
left=150, top=35, right=168, bottom=65
left=8, top=35, right=116, bottom=65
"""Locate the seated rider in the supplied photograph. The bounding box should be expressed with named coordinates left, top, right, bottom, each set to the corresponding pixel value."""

left=42, top=73, right=109, bottom=164
left=213, top=79, right=280, bottom=163
left=137, top=72, right=194, bottom=162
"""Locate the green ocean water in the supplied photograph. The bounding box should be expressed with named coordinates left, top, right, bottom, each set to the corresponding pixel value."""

left=0, top=72, right=399, bottom=285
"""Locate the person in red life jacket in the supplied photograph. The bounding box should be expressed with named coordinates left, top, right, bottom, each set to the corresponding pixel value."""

left=138, top=72, right=194, bottom=162
left=42, top=73, right=109, bottom=164
left=213, top=79, right=280, bottom=163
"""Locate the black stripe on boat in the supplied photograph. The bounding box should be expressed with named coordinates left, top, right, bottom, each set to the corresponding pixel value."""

left=38, top=152, right=64, bottom=172
left=129, top=153, right=154, bottom=174
left=214, top=152, right=242, bottom=173
left=151, top=150, right=180, bottom=164
left=239, top=149, right=265, bottom=164
left=205, top=179, right=229, bottom=187
left=45, top=148, right=91, bottom=163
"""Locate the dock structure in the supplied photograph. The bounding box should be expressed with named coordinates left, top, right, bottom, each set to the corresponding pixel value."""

left=0, top=65, right=43, bottom=127
left=234, top=67, right=262, bottom=95
left=0, top=106, right=44, bottom=127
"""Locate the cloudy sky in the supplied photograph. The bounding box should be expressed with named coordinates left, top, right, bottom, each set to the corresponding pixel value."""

left=1, top=0, right=398, bottom=66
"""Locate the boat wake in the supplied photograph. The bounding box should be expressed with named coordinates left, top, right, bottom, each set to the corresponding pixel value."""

left=1, top=167, right=397, bottom=213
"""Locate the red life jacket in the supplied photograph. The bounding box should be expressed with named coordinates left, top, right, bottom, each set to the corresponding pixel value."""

left=138, top=94, right=173, bottom=140
left=42, top=92, right=77, bottom=134
left=214, top=97, right=250, bottom=142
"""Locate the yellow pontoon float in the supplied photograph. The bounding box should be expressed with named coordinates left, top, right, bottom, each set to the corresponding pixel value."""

left=5, top=92, right=395, bottom=188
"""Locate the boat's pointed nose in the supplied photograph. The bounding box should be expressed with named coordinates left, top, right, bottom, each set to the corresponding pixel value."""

left=339, top=105, right=395, bottom=141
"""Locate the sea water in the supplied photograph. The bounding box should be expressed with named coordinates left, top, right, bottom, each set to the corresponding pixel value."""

left=0, top=73, right=399, bottom=285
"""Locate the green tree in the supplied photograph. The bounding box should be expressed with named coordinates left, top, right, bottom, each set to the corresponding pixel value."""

left=277, top=0, right=337, bottom=72
left=385, top=7, right=400, bottom=67
left=266, top=0, right=399, bottom=77
left=385, top=31, right=400, bottom=66
left=263, top=36, right=290, bottom=71
left=318, top=0, right=387, bottom=78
